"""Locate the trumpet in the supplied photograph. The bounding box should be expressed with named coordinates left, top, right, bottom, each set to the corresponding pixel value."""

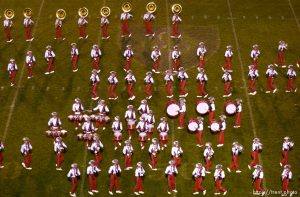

left=172, top=4, right=182, bottom=14
left=78, top=7, right=88, bottom=18
left=122, top=2, right=132, bottom=13
left=4, top=9, right=14, bottom=19
left=146, top=2, right=157, bottom=13
left=23, top=8, right=33, bottom=18
left=56, top=9, right=66, bottom=20
left=100, top=6, right=111, bottom=17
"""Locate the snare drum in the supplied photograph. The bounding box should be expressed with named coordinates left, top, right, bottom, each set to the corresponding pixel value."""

left=166, top=100, right=180, bottom=118
left=187, top=118, right=199, bottom=132
left=113, top=132, right=122, bottom=141
left=127, top=119, right=136, bottom=130
left=138, top=132, right=148, bottom=142
left=224, top=101, right=237, bottom=115
left=210, top=120, right=220, bottom=132
left=196, top=99, right=209, bottom=115
left=159, top=132, right=168, bottom=141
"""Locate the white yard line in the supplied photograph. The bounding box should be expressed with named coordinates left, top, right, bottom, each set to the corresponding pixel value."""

left=287, top=0, right=300, bottom=31
left=2, top=0, right=45, bottom=142
left=226, top=0, right=266, bottom=187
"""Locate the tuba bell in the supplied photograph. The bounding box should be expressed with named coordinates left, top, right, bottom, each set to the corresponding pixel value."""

left=122, top=2, right=132, bottom=13
left=56, top=9, right=66, bottom=20
left=171, top=4, right=182, bottom=14
left=100, top=6, right=111, bottom=17
left=78, top=7, right=88, bottom=18
left=4, top=9, right=14, bottom=19
left=23, top=8, right=33, bottom=18
left=146, top=2, right=157, bottom=13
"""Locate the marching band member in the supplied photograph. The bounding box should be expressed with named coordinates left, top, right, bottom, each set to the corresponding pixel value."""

left=123, top=45, right=134, bottom=72
left=20, top=137, right=32, bottom=170
left=78, top=15, right=88, bottom=39
left=151, top=46, right=161, bottom=73
left=108, top=71, right=119, bottom=100
left=92, top=99, right=109, bottom=131
left=120, top=10, right=132, bottom=37
left=54, top=137, right=67, bottom=170
left=197, top=42, right=207, bottom=68
left=108, top=159, right=122, bottom=195
left=54, top=17, right=65, bottom=40
left=234, top=98, right=242, bottom=128
left=195, top=117, right=204, bottom=147
left=286, top=65, right=297, bottom=92
left=148, top=138, right=160, bottom=170
left=171, top=12, right=182, bottom=38
left=203, top=142, right=214, bottom=173
left=26, top=51, right=36, bottom=79
left=165, top=160, right=178, bottom=194
left=123, top=140, right=134, bottom=170
left=134, top=162, right=145, bottom=195
left=3, top=16, right=13, bottom=42
left=178, top=67, right=189, bottom=97
left=251, top=44, right=260, bottom=68
left=7, top=58, right=18, bottom=86
left=0, top=140, right=4, bottom=168
left=47, top=112, right=63, bottom=136
left=82, top=117, right=95, bottom=149
left=90, top=136, right=104, bottom=167
left=143, top=11, right=155, bottom=36
left=192, top=163, right=206, bottom=195
left=91, top=44, right=102, bottom=73
left=196, top=68, right=208, bottom=98
left=248, top=138, right=263, bottom=170
left=214, top=164, right=227, bottom=195
left=280, top=136, right=294, bottom=167
left=157, top=117, right=169, bottom=150
left=227, top=142, right=242, bottom=173
left=125, top=70, right=137, bottom=100
left=223, top=45, right=233, bottom=71
left=281, top=165, right=292, bottom=194
left=138, top=99, right=150, bottom=117
left=178, top=98, right=186, bottom=129
left=144, top=71, right=154, bottom=99
left=146, top=110, right=155, bottom=139
left=136, top=117, right=148, bottom=149
left=248, top=65, right=259, bottom=95
left=87, top=160, right=100, bottom=195
left=252, top=165, right=264, bottom=193
left=113, top=131, right=123, bottom=151
left=67, top=163, right=81, bottom=197
left=24, top=15, right=34, bottom=41
left=171, top=141, right=183, bottom=167
left=71, top=98, right=84, bottom=130
left=265, top=64, right=278, bottom=93
left=90, top=69, right=100, bottom=100
left=70, top=43, right=79, bottom=72
left=217, top=115, right=226, bottom=147
left=101, top=14, right=110, bottom=39
left=208, top=96, right=216, bottom=125
left=172, top=46, right=181, bottom=72
left=44, top=45, right=56, bottom=75
left=125, top=105, right=136, bottom=139
left=164, top=69, right=174, bottom=98
left=222, top=70, right=232, bottom=97
left=275, top=41, right=287, bottom=68
left=112, top=116, right=123, bottom=150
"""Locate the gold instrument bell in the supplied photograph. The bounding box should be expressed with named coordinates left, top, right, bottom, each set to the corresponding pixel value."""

left=78, top=7, right=88, bottom=18
left=122, top=2, right=132, bottom=13
left=172, top=4, right=182, bottom=14
left=146, top=2, right=157, bottom=13
left=23, top=8, right=33, bottom=18
left=4, top=9, right=14, bottom=19
left=56, top=9, right=66, bottom=20
left=100, top=6, right=111, bottom=17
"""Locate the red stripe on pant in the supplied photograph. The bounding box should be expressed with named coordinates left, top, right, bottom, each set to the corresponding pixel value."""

left=124, top=58, right=132, bottom=71
left=9, top=71, right=17, bottom=84
left=208, top=111, right=215, bottom=124
left=179, top=80, right=187, bottom=95
left=56, top=152, right=64, bottom=168
left=101, top=24, right=109, bottom=37
left=194, top=177, right=205, bottom=192
left=46, top=58, right=55, bottom=72
left=167, top=174, right=176, bottom=191
left=205, top=157, right=211, bottom=171
left=276, top=52, right=285, bottom=66
left=145, top=21, right=153, bottom=34
left=109, top=84, right=117, bottom=98
left=281, top=150, right=288, bottom=166
left=109, top=175, right=120, bottom=192
left=282, top=178, right=289, bottom=193
left=172, top=23, right=179, bottom=36
left=198, top=58, right=205, bottom=68
left=70, top=178, right=78, bottom=193
left=95, top=153, right=102, bottom=166
left=92, top=57, right=100, bottom=71
left=215, top=179, right=226, bottom=193
left=287, top=78, right=295, bottom=91
left=79, top=26, right=87, bottom=37
left=5, top=27, right=12, bottom=41
left=153, top=59, right=160, bottom=71
left=91, top=83, right=99, bottom=98
left=254, top=178, right=263, bottom=192
left=223, top=57, right=232, bottom=70
left=24, top=154, right=32, bottom=167
left=235, top=112, right=241, bottom=127
left=267, top=77, right=275, bottom=91
left=173, top=156, right=181, bottom=167
left=55, top=26, right=63, bottom=38
left=195, top=131, right=203, bottom=145
left=0, top=152, right=3, bottom=166
left=71, top=56, right=78, bottom=71
left=218, top=131, right=225, bottom=145
left=178, top=112, right=185, bottom=128
left=125, top=155, right=132, bottom=168
left=172, top=59, right=180, bottom=71
left=150, top=154, right=158, bottom=168
left=166, top=81, right=173, bottom=96
left=88, top=175, right=97, bottom=191
left=229, top=155, right=240, bottom=170
left=198, top=82, right=207, bottom=96
left=224, top=82, right=231, bottom=95
left=134, top=177, right=144, bottom=192
left=127, top=83, right=134, bottom=97
left=145, top=84, right=152, bottom=97
left=25, top=26, right=32, bottom=39
left=249, top=79, right=256, bottom=93
left=122, top=20, right=130, bottom=35
left=249, top=151, right=259, bottom=167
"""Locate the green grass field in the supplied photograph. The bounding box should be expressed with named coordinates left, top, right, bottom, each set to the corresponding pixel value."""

left=0, top=0, right=299, bottom=196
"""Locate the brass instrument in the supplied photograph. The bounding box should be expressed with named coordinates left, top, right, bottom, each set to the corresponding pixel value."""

left=78, top=7, right=88, bottom=18
left=23, top=8, right=33, bottom=18
left=122, top=2, right=132, bottom=13
left=146, top=2, right=157, bottom=13
left=171, top=4, right=182, bottom=14
left=4, top=9, right=14, bottom=19
left=237, top=144, right=244, bottom=152
left=56, top=9, right=66, bottom=20
left=100, top=6, right=111, bottom=17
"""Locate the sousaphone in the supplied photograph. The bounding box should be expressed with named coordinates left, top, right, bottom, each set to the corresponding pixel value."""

left=100, top=6, right=111, bottom=17
left=56, top=9, right=66, bottom=20
left=23, top=8, right=33, bottom=18
left=78, top=7, right=88, bottom=18
left=4, top=9, right=14, bottom=19
left=172, top=4, right=182, bottom=14
left=122, top=2, right=132, bottom=13
left=146, top=2, right=157, bottom=13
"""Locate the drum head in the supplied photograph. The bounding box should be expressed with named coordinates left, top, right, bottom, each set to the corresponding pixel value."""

left=166, top=103, right=180, bottom=117
left=210, top=122, right=220, bottom=132
left=225, top=102, right=236, bottom=115
left=196, top=101, right=209, bottom=115
left=188, top=122, right=198, bottom=132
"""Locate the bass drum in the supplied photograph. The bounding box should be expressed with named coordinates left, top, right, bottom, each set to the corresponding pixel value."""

left=224, top=100, right=237, bottom=115
left=210, top=120, right=220, bottom=133
left=187, top=118, right=198, bottom=132
left=196, top=99, right=209, bottom=115
left=166, top=100, right=180, bottom=118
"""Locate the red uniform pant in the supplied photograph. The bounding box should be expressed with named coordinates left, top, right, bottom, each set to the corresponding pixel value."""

left=282, top=178, right=289, bottom=193
left=166, top=81, right=173, bottom=96
left=172, top=59, right=180, bottom=71
left=276, top=52, right=285, bottom=66
left=145, top=84, right=152, bottom=97
left=249, top=151, right=259, bottom=167
left=145, top=21, right=153, bottom=35
left=27, top=65, right=34, bottom=77
left=124, top=58, right=132, bottom=71
left=109, top=175, right=120, bottom=191
left=287, top=78, right=296, bottom=91
left=101, top=24, right=109, bottom=38
left=173, top=156, right=181, bottom=167
left=0, top=152, right=3, bottom=166
left=215, top=179, right=226, bottom=193
left=92, top=57, right=100, bottom=71
left=167, top=175, right=176, bottom=191
left=5, top=27, right=12, bottom=41
left=198, top=82, right=207, bottom=96
left=9, top=71, right=17, bottom=84
left=88, top=175, right=97, bottom=191
left=208, top=111, right=215, bottom=124
left=194, top=177, right=205, bottom=192
left=179, top=80, right=187, bottom=95
left=46, top=58, right=55, bottom=72
left=109, top=84, right=117, bottom=98
left=127, top=83, right=134, bottom=97
left=56, top=152, right=64, bottom=168
left=134, top=177, right=144, bottom=192
left=223, top=57, right=232, bottom=70
left=55, top=26, right=63, bottom=39
left=267, top=77, right=275, bottom=91
left=229, top=155, right=240, bottom=170
left=224, top=82, right=231, bottom=95
left=91, top=83, right=99, bottom=98
left=124, top=155, right=132, bottom=168
left=281, top=150, right=288, bottom=166
left=23, top=154, right=32, bottom=167
left=153, top=59, right=160, bottom=71
left=249, top=79, right=256, bottom=93
left=254, top=178, right=263, bottom=192
left=235, top=112, right=241, bottom=127
left=95, top=153, right=102, bottom=166
left=198, top=57, right=205, bottom=68
left=71, top=56, right=78, bottom=71
left=121, top=20, right=130, bottom=36
left=252, top=59, right=258, bottom=69
left=172, top=23, right=180, bottom=36
left=150, top=154, right=158, bottom=168
left=205, top=157, right=211, bottom=171
left=218, top=131, right=225, bottom=145
left=195, top=131, right=203, bottom=145
left=25, top=27, right=32, bottom=40
left=178, top=112, right=185, bottom=128
left=79, top=26, right=87, bottom=38
left=70, top=178, right=78, bottom=193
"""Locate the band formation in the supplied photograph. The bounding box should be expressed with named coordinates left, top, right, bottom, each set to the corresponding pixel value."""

left=0, top=2, right=297, bottom=197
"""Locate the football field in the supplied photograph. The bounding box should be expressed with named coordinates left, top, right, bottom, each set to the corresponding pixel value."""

left=0, top=0, right=299, bottom=196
